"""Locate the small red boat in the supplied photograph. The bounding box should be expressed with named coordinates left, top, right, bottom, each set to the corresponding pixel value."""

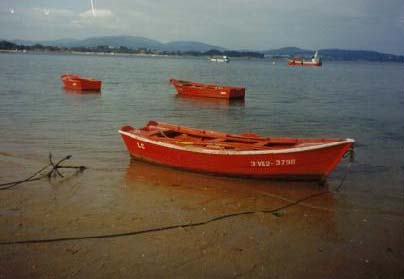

left=119, top=121, right=354, bottom=181
left=288, top=60, right=322, bottom=66
left=60, top=74, right=102, bottom=91
left=169, top=78, right=245, bottom=99
left=288, top=51, right=322, bottom=67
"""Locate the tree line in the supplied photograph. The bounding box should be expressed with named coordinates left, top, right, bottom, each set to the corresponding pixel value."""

left=0, top=40, right=264, bottom=58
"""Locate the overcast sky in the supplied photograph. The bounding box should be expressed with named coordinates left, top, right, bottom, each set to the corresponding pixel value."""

left=0, top=0, right=403, bottom=54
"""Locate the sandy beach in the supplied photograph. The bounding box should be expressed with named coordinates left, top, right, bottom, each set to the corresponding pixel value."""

left=1, top=154, right=403, bottom=278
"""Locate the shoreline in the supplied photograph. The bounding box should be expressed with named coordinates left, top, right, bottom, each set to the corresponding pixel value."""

left=1, top=49, right=403, bottom=63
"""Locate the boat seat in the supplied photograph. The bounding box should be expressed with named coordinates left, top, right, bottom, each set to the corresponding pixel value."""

left=205, top=138, right=226, bottom=143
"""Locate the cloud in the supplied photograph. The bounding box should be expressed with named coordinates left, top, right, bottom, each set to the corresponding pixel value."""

left=32, top=8, right=75, bottom=17
left=71, top=9, right=125, bottom=33
left=79, top=9, right=113, bottom=18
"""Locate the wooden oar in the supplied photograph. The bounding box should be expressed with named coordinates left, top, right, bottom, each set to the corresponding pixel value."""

left=147, top=121, right=342, bottom=146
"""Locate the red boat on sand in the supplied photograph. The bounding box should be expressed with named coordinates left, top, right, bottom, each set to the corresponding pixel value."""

left=119, top=121, right=354, bottom=181
left=60, top=74, right=102, bottom=91
left=169, top=78, right=245, bottom=99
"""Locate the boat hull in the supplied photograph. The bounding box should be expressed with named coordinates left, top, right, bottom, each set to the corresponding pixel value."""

left=61, top=74, right=102, bottom=91
left=288, top=60, right=322, bottom=66
left=209, top=58, right=229, bottom=63
left=169, top=79, right=245, bottom=99
left=119, top=128, right=353, bottom=181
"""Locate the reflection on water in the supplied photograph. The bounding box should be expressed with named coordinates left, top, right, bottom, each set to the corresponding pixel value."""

left=125, top=159, right=335, bottom=208
left=174, top=94, right=245, bottom=109
left=63, top=88, right=102, bottom=95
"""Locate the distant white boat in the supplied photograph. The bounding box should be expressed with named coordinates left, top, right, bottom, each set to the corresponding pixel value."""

left=209, top=55, right=230, bottom=63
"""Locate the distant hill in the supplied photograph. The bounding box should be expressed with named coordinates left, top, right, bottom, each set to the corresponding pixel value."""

left=74, top=36, right=164, bottom=49
left=11, top=36, right=224, bottom=52
left=163, top=41, right=226, bottom=52
left=11, top=36, right=163, bottom=49
left=318, top=49, right=403, bottom=62
left=263, top=47, right=404, bottom=62
left=12, top=38, right=81, bottom=47
left=263, top=47, right=313, bottom=56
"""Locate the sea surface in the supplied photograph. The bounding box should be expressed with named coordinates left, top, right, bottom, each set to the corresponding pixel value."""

left=1, top=52, right=404, bottom=278
left=0, top=52, right=403, bottom=202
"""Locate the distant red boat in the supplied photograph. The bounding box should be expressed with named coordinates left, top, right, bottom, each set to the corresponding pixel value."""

left=169, top=78, right=245, bottom=99
left=119, top=121, right=354, bottom=181
left=60, top=74, right=102, bottom=91
left=288, top=51, right=322, bottom=67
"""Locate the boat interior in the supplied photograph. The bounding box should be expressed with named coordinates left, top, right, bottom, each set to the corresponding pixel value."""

left=171, top=79, right=242, bottom=91
left=131, top=122, right=341, bottom=151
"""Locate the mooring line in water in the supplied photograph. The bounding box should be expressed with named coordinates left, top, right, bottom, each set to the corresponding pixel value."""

left=0, top=154, right=86, bottom=191
left=0, top=165, right=49, bottom=190
left=335, top=148, right=355, bottom=192
left=0, top=152, right=354, bottom=245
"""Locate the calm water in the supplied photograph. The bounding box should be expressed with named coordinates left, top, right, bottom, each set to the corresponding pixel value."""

left=0, top=53, right=403, bottom=199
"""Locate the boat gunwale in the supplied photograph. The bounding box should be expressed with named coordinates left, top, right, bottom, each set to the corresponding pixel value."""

left=61, top=74, right=101, bottom=83
left=170, top=79, right=244, bottom=91
left=119, top=129, right=354, bottom=155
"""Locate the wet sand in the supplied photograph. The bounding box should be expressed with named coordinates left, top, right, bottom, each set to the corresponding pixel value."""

left=1, top=156, right=403, bottom=278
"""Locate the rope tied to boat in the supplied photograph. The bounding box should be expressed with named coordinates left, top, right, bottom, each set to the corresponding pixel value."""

left=334, top=148, right=355, bottom=192
left=0, top=153, right=86, bottom=191
left=343, top=147, right=355, bottom=162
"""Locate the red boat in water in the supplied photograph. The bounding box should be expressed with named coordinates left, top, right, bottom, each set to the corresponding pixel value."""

left=119, top=121, right=354, bottom=181
left=288, top=51, right=322, bottom=67
left=60, top=74, right=102, bottom=91
left=169, top=78, right=245, bottom=99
